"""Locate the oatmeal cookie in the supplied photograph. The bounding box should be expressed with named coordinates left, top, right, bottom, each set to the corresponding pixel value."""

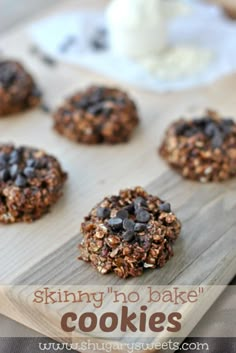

left=159, top=110, right=236, bottom=182
left=0, top=144, right=67, bottom=223
left=53, top=86, right=139, bottom=144
left=0, top=60, right=41, bottom=116
left=79, top=187, right=181, bottom=279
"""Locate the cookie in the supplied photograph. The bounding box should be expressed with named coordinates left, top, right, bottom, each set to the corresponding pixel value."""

left=0, top=144, right=67, bottom=223
left=0, top=60, right=41, bottom=116
left=159, top=110, right=236, bottom=182
left=53, top=86, right=139, bottom=144
left=79, top=187, right=181, bottom=279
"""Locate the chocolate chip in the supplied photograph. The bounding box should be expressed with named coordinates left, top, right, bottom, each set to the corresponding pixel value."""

left=9, top=150, right=21, bottom=165
left=184, top=127, right=199, bottom=137
left=9, top=164, right=19, bottom=179
left=159, top=202, right=171, bottom=213
left=134, top=197, right=147, bottom=208
left=103, top=107, right=113, bottom=117
left=90, top=37, right=107, bottom=51
left=23, top=167, right=35, bottom=178
left=35, top=158, right=47, bottom=169
left=15, top=174, right=27, bottom=187
left=175, top=123, right=187, bottom=136
left=221, top=119, right=234, bottom=135
left=211, top=133, right=223, bottom=149
left=0, top=63, right=17, bottom=88
left=123, top=230, right=135, bottom=242
left=59, top=35, right=77, bottom=53
left=32, top=86, right=42, bottom=98
left=123, top=218, right=135, bottom=231
left=134, top=223, right=147, bottom=232
left=136, top=209, right=150, bottom=223
left=89, top=88, right=104, bottom=104
left=90, top=29, right=107, bottom=51
left=41, top=55, right=57, bottom=67
left=124, top=203, right=134, bottom=214
left=205, top=123, right=217, bottom=137
left=97, top=207, right=110, bottom=220
left=40, top=103, right=51, bottom=113
left=108, top=217, right=123, bottom=231
left=87, top=103, right=104, bottom=115
left=116, top=209, right=129, bottom=220
left=75, top=98, right=89, bottom=110
left=0, top=169, right=10, bottom=182
left=0, top=152, right=8, bottom=166
left=26, top=159, right=36, bottom=168
left=116, top=97, right=126, bottom=105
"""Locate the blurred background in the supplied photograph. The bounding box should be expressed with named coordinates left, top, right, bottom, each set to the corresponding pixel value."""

left=1, top=0, right=236, bottom=33
left=0, top=0, right=58, bottom=33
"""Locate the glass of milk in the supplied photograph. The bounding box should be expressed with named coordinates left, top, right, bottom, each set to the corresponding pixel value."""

left=106, top=0, right=188, bottom=58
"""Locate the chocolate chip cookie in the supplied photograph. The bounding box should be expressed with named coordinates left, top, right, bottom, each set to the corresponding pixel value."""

left=53, top=86, right=139, bottom=144
left=0, top=60, right=41, bottom=116
left=0, top=144, right=67, bottom=223
left=159, top=110, right=236, bottom=182
left=79, top=187, right=181, bottom=279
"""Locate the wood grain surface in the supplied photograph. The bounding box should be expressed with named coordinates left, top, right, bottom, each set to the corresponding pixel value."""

left=0, top=0, right=236, bottom=351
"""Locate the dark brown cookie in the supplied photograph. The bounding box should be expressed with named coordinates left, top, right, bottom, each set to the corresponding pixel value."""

left=53, top=86, right=139, bottom=144
left=159, top=110, right=236, bottom=182
left=79, top=187, right=181, bottom=279
left=0, top=144, right=67, bottom=223
left=0, top=60, right=41, bottom=116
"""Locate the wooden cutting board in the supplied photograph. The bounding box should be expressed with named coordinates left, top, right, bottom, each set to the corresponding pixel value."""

left=0, top=0, right=235, bottom=351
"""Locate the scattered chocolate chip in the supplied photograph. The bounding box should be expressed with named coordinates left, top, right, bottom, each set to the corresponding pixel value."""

left=108, top=217, right=123, bottom=231
left=9, top=164, right=19, bottom=179
left=23, top=167, right=35, bottom=178
left=123, top=230, right=135, bottom=242
left=15, top=174, right=27, bottom=187
left=0, top=169, right=10, bottom=182
left=59, top=35, right=77, bottom=53
left=90, top=29, right=107, bottom=51
left=40, top=103, right=51, bottom=113
left=134, top=223, right=147, bottom=232
left=159, top=202, right=171, bottom=213
left=97, top=207, right=110, bottom=220
left=123, top=218, right=135, bottom=231
left=116, top=209, right=129, bottom=220
left=41, top=55, right=57, bottom=67
left=136, top=209, right=150, bottom=223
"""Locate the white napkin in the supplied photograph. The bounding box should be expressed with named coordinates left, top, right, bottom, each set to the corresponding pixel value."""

left=29, top=2, right=236, bottom=92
